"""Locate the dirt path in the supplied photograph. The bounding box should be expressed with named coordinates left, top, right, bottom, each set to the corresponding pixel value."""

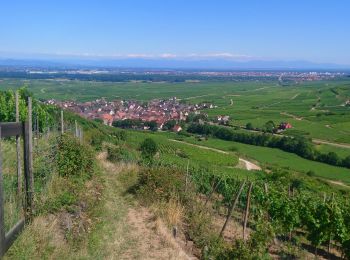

left=280, top=111, right=303, bottom=121
left=170, top=139, right=228, bottom=154
left=312, top=139, right=350, bottom=149
left=169, top=139, right=261, bottom=171
left=96, top=152, right=194, bottom=260
left=327, top=180, right=350, bottom=188
left=290, top=93, right=300, bottom=100
left=238, top=158, right=261, bottom=171
left=179, top=94, right=213, bottom=100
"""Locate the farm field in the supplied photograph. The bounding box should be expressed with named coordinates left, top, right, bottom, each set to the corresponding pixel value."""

left=158, top=132, right=350, bottom=184
left=1, top=78, right=349, bottom=144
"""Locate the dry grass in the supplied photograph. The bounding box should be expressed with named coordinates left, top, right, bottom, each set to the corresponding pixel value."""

left=157, top=197, right=185, bottom=228
left=4, top=215, right=70, bottom=259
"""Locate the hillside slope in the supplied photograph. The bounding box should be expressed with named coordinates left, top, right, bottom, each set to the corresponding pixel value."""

left=4, top=150, right=194, bottom=259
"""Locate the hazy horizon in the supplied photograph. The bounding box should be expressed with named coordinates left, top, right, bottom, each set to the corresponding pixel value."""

left=1, top=0, right=350, bottom=67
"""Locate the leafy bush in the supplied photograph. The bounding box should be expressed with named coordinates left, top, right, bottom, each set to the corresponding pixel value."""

left=106, top=145, right=137, bottom=163
left=139, top=138, right=158, bottom=161
left=136, top=167, right=185, bottom=203
left=85, top=129, right=105, bottom=150
left=56, top=134, right=94, bottom=178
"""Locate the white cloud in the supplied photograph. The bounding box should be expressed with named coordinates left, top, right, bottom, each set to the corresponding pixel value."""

left=0, top=50, right=255, bottom=61
left=160, top=53, right=177, bottom=58
left=187, top=52, right=253, bottom=60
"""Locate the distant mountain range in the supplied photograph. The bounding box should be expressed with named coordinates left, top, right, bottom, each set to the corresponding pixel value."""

left=0, top=57, right=349, bottom=71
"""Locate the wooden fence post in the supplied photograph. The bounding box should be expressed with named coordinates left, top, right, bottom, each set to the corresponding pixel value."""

left=243, top=182, right=253, bottom=241
left=61, top=110, right=64, bottom=134
left=15, top=91, right=22, bottom=194
left=0, top=127, right=5, bottom=257
left=219, top=180, right=246, bottom=238
left=24, top=97, right=34, bottom=221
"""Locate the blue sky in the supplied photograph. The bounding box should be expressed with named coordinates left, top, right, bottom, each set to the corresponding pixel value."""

left=0, top=0, right=349, bottom=64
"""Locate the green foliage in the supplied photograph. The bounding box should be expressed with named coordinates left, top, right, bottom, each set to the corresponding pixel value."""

left=139, top=138, right=158, bottom=161
left=262, top=120, right=276, bottom=133
left=44, top=190, right=77, bottom=212
left=144, top=120, right=158, bottom=131
left=246, top=122, right=254, bottom=130
left=0, top=87, right=55, bottom=130
left=86, top=129, right=105, bottom=151
left=163, top=120, right=177, bottom=130
left=188, top=123, right=350, bottom=168
left=112, top=119, right=142, bottom=129
left=136, top=167, right=185, bottom=203
left=56, top=134, right=94, bottom=178
left=106, top=145, right=137, bottom=163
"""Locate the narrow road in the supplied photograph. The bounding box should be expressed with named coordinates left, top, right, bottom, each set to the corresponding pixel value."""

left=312, top=139, right=350, bottom=149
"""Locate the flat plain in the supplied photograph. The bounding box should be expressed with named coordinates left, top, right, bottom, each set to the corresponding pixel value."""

left=1, top=78, right=349, bottom=143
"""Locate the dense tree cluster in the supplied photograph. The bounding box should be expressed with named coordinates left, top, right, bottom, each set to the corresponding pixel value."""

left=187, top=123, right=350, bottom=169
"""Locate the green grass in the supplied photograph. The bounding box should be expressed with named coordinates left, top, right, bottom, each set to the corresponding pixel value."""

left=159, top=133, right=350, bottom=184
left=124, top=130, right=237, bottom=165
left=117, top=129, right=264, bottom=179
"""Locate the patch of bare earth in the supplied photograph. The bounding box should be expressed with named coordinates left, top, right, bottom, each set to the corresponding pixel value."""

left=124, top=207, right=193, bottom=260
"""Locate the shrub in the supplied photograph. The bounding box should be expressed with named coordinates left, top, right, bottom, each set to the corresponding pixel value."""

left=106, top=145, right=137, bottom=163
left=306, top=170, right=315, bottom=177
left=140, top=138, right=158, bottom=161
left=136, top=167, right=185, bottom=203
left=86, top=129, right=105, bottom=151
left=56, top=134, right=94, bottom=178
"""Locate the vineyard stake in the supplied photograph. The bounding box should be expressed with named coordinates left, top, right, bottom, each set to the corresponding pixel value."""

left=61, top=110, right=64, bottom=134
left=204, top=179, right=221, bottom=208
left=185, top=159, right=189, bottom=192
left=219, top=180, right=246, bottom=238
left=328, top=192, right=335, bottom=255
left=243, top=182, right=253, bottom=241
left=75, top=120, right=78, bottom=138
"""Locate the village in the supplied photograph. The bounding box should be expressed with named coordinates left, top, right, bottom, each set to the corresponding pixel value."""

left=45, top=97, right=220, bottom=131
left=45, top=97, right=294, bottom=134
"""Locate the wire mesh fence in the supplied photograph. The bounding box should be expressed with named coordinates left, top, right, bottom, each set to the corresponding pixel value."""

left=2, top=137, right=24, bottom=233
left=0, top=106, right=84, bottom=256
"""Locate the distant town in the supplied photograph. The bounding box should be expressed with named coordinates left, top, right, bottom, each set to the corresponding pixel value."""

left=45, top=97, right=219, bottom=131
